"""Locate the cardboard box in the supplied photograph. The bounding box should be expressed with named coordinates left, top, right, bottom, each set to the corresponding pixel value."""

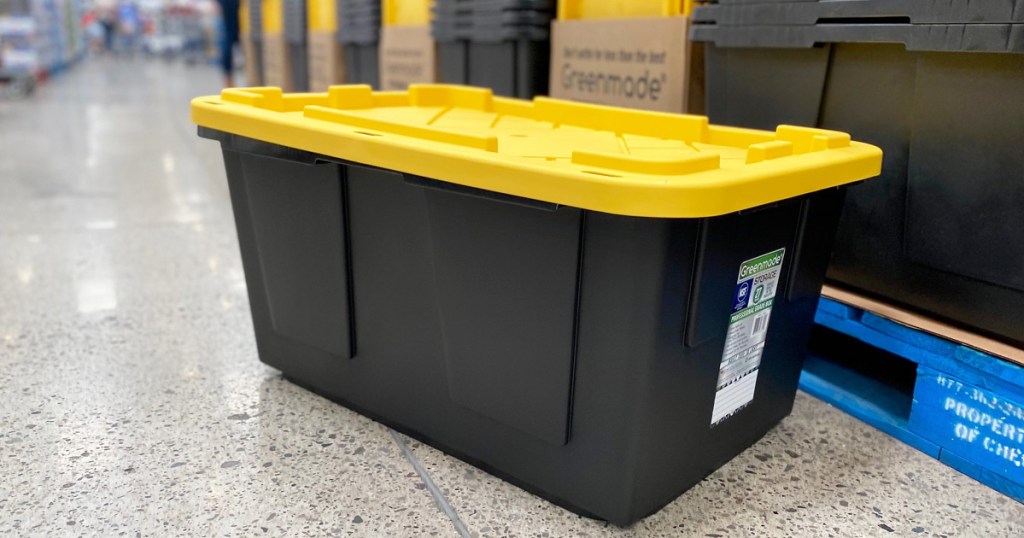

left=822, top=285, right=1024, bottom=368
left=308, top=31, right=346, bottom=91
left=262, top=34, right=295, bottom=92
left=549, top=17, right=704, bottom=114
left=242, top=37, right=263, bottom=86
left=379, top=25, right=436, bottom=91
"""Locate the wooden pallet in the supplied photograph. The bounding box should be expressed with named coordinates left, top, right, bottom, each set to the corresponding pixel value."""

left=801, top=286, right=1024, bottom=503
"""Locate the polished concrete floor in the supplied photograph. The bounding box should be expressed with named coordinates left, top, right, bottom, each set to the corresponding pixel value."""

left=0, top=59, right=1021, bottom=537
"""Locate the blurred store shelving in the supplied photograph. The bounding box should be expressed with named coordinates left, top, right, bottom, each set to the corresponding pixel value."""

left=0, top=0, right=224, bottom=93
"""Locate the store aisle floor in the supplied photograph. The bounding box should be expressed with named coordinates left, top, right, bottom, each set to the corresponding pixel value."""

left=0, top=59, right=1021, bottom=537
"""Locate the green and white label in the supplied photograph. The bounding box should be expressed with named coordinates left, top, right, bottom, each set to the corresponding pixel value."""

left=711, top=248, right=785, bottom=426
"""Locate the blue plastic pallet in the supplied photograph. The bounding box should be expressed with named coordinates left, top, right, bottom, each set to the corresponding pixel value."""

left=802, top=297, right=1024, bottom=502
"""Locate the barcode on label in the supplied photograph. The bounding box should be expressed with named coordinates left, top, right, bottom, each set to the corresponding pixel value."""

left=751, top=313, right=769, bottom=336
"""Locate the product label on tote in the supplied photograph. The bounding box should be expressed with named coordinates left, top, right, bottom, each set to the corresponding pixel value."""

left=711, top=248, right=786, bottom=426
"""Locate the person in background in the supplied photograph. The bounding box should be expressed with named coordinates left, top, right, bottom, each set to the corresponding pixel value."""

left=116, top=0, right=141, bottom=56
left=81, top=10, right=98, bottom=53
left=215, top=0, right=240, bottom=87
left=100, top=9, right=116, bottom=53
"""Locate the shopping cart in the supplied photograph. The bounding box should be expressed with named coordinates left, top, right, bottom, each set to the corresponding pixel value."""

left=146, top=5, right=206, bottom=63
left=168, top=5, right=206, bottom=65
left=143, top=8, right=181, bottom=58
left=0, top=36, right=35, bottom=98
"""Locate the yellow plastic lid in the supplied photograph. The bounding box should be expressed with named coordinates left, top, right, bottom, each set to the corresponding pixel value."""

left=240, top=0, right=250, bottom=35
left=383, top=0, right=431, bottom=26
left=191, top=85, right=881, bottom=218
left=308, top=0, right=337, bottom=32
left=559, top=0, right=693, bottom=20
left=262, top=0, right=283, bottom=34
